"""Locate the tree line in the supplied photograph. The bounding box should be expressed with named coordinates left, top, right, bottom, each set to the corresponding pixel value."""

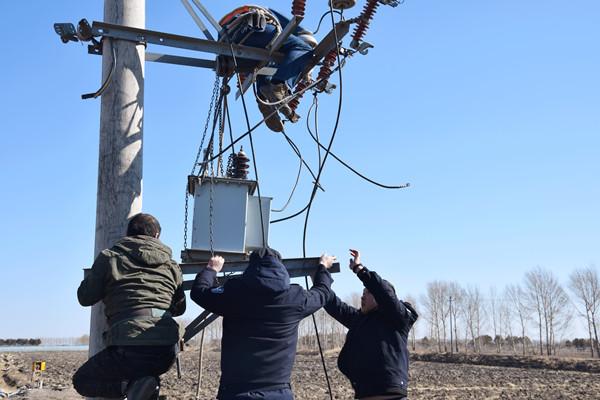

left=185, top=265, right=598, bottom=359
left=419, top=265, right=600, bottom=357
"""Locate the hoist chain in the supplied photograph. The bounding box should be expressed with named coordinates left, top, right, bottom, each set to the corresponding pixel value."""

left=184, top=74, right=220, bottom=250
left=192, top=76, right=221, bottom=176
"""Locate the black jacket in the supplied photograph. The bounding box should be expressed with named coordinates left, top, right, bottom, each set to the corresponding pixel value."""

left=325, top=267, right=418, bottom=399
left=190, top=249, right=333, bottom=397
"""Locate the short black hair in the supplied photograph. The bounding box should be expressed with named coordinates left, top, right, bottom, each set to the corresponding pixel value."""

left=127, top=213, right=161, bottom=237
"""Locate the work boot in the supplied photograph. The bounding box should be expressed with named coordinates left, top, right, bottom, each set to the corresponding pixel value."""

left=259, top=82, right=300, bottom=123
left=256, top=96, right=284, bottom=132
left=126, top=376, right=159, bottom=400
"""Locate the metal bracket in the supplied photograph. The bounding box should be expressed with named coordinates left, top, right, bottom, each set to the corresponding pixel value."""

left=179, top=256, right=341, bottom=343
left=91, top=21, right=284, bottom=64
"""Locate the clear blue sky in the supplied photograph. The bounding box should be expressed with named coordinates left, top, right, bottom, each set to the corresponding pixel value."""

left=0, top=1, right=598, bottom=339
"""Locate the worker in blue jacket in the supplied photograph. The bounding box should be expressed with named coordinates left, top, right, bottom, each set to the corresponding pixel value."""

left=325, top=249, right=418, bottom=400
left=190, top=247, right=336, bottom=400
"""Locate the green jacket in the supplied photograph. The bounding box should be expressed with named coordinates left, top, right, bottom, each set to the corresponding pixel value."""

left=78, top=235, right=186, bottom=346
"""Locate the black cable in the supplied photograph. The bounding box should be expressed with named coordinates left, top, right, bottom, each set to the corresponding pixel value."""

left=270, top=203, right=309, bottom=224
left=224, top=94, right=236, bottom=155
left=202, top=63, right=345, bottom=168
left=301, top=8, right=345, bottom=399
left=224, top=38, right=266, bottom=248
left=306, top=124, right=410, bottom=189
left=280, top=130, right=324, bottom=192
left=313, top=10, right=344, bottom=35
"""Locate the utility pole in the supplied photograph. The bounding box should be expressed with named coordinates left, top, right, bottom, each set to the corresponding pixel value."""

left=88, top=0, right=145, bottom=387
left=449, top=296, right=453, bottom=354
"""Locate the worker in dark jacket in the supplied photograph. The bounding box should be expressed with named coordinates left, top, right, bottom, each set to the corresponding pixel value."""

left=325, top=249, right=418, bottom=400
left=191, top=248, right=335, bottom=400
left=73, top=213, right=186, bottom=400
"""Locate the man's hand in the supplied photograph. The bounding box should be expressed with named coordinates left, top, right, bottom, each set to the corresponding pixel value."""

left=349, top=249, right=363, bottom=273
left=206, top=256, right=225, bottom=273
left=319, top=253, right=337, bottom=269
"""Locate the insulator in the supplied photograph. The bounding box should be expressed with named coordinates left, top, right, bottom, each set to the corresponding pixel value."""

left=315, top=49, right=337, bottom=92
left=230, top=148, right=250, bottom=179
left=291, top=0, right=307, bottom=17
left=351, top=0, right=380, bottom=49
left=289, top=78, right=310, bottom=112
left=330, top=0, right=356, bottom=10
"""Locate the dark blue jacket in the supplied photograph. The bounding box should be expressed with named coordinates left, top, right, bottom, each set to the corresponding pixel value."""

left=190, top=249, right=333, bottom=397
left=325, top=267, right=418, bottom=399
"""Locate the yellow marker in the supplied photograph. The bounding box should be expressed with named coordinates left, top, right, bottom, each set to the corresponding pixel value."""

left=32, top=361, right=46, bottom=372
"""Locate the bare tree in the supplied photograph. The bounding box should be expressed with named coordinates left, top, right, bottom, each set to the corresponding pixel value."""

left=569, top=266, right=600, bottom=357
left=405, top=295, right=418, bottom=351
left=505, top=284, right=531, bottom=355
left=464, top=286, right=485, bottom=353
left=448, top=282, right=464, bottom=353
left=525, top=267, right=571, bottom=356
left=489, top=286, right=502, bottom=353
left=422, top=281, right=451, bottom=352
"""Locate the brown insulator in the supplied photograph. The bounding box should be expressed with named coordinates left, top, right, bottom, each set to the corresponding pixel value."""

left=351, top=0, right=380, bottom=49
left=315, top=49, right=337, bottom=92
left=291, top=0, right=307, bottom=17
left=232, top=148, right=250, bottom=179
left=289, top=78, right=310, bottom=112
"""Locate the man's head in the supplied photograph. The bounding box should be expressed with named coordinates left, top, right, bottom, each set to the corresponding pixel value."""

left=127, top=213, right=161, bottom=238
left=360, top=279, right=396, bottom=314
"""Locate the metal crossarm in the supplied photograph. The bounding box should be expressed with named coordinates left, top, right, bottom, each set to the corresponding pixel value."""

left=180, top=257, right=340, bottom=342
left=91, top=21, right=285, bottom=63
left=183, top=310, right=220, bottom=343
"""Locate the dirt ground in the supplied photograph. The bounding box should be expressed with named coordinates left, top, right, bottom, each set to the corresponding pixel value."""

left=2, top=350, right=600, bottom=399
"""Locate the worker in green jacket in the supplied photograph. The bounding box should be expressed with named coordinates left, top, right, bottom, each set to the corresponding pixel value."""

left=73, top=213, right=186, bottom=400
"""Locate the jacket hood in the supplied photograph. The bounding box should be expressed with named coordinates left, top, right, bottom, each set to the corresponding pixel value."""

left=242, top=247, right=290, bottom=294
left=113, top=235, right=172, bottom=266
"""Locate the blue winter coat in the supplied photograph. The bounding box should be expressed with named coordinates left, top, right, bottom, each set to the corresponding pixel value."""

left=190, top=249, right=333, bottom=397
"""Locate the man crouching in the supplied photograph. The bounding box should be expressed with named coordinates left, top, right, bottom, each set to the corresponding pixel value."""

left=73, top=213, right=186, bottom=400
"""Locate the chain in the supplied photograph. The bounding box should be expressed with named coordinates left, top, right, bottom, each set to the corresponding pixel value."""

left=184, top=74, right=220, bottom=249
left=183, top=190, right=189, bottom=249
left=191, top=75, right=221, bottom=176
left=208, top=174, right=215, bottom=257
left=218, top=104, right=225, bottom=177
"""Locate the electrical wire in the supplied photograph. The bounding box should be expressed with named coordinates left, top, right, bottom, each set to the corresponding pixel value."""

left=313, top=9, right=344, bottom=35
left=271, top=152, right=302, bottom=213
left=306, top=113, right=410, bottom=189
left=225, top=39, right=267, bottom=248
left=200, top=62, right=346, bottom=169
left=280, top=130, right=324, bottom=192
left=299, top=6, right=346, bottom=398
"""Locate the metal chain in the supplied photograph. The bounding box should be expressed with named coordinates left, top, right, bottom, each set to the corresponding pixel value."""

left=218, top=103, right=225, bottom=177
left=208, top=174, right=215, bottom=257
left=184, top=74, right=220, bottom=249
left=191, top=75, right=221, bottom=175
left=183, top=191, right=189, bottom=249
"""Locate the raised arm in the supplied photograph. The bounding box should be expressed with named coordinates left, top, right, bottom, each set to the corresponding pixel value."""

left=324, top=294, right=362, bottom=329
left=190, top=256, right=237, bottom=316
left=300, top=254, right=336, bottom=316
left=77, top=251, right=110, bottom=306
left=351, top=249, right=417, bottom=331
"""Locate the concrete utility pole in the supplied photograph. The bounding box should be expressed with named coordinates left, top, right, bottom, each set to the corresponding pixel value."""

left=88, top=0, right=145, bottom=376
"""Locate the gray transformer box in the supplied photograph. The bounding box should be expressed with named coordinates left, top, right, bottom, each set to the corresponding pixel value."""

left=190, top=177, right=271, bottom=253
